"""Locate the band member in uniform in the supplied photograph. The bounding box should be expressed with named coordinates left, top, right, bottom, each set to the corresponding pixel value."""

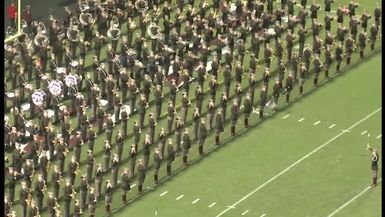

left=132, top=121, right=141, bottom=151
left=207, top=99, right=215, bottom=131
left=313, top=55, right=324, bottom=87
left=148, top=113, right=157, bottom=143
left=51, top=165, right=62, bottom=199
left=374, top=3, right=381, bottom=27
left=166, top=139, right=175, bottom=176
left=335, top=42, right=344, bottom=72
left=272, top=79, right=281, bottom=110
left=153, top=148, right=162, bottom=184
left=324, top=0, right=334, bottom=12
left=47, top=191, right=59, bottom=217
left=215, top=110, right=224, bottom=145
left=7, top=167, right=17, bottom=203
left=79, top=175, right=89, bottom=210
left=63, top=179, right=75, bottom=217
left=137, top=159, right=146, bottom=194
left=141, top=134, right=150, bottom=170
left=20, top=181, right=31, bottom=217
left=259, top=86, right=268, bottom=119
left=88, top=187, right=97, bottom=217
left=129, top=145, right=137, bottom=179
left=86, top=150, right=95, bottom=183
left=367, top=144, right=379, bottom=187
left=230, top=100, right=239, bottom=136
left=115, top=130, right=124, bottom=161
left=120, top=168, right=131, bottom=204
left=360, top=10, right=371, bottom=32
left=182, top=128, right=192, bottom=166
left=324, top=45, right=333, bottom=78
left=68, top=155, right=79, bottom=185
left=284, top=73, right=294, bottom=103
left=94, top=163, right=104, bottom=198
left=370, top=23, right=379, bottom=51
left=358, top=31, right=368, bottom=58
left=103, top=140, right=112, bottom=172
left=243, top=94, right=252, bottom=127
left=345, top=36, right=355, bottom=65
left=111, top=154, right=120, bottom=188
left=104, top=180, right=113, bottom=214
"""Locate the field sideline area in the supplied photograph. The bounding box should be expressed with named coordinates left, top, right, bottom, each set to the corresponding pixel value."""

left=4, top=0, right=382, bottom=216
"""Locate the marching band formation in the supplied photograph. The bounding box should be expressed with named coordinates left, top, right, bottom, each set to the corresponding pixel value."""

left=4, top=0, right=382, bottom=216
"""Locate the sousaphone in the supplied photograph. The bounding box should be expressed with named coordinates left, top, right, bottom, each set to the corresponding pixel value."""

left=67, top=17, right=80, bottom=42
left=107, top=16, right=121, bottom=41
left=34, top=22, right=48, bottom=47
left=135, top=0, right=148, bottom=13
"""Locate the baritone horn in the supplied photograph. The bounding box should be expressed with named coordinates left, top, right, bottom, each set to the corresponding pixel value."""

left=107, top=16, right=121, bottom=40
left=135, top=0, right=148, bottom=13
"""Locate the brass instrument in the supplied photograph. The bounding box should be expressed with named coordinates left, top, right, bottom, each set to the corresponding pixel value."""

left=74, top=162, right=80, bottom=175
left=147, top=22, right=161, bottom=39
left=107, top=16, right=121, bottom=41
left=135, top=0, right=148, bottom=13
left=25, top=192, right=33, bottom=206
left=79, top=12, right=95, bottom=26
left=79, top=0, right=90, bottom=12
left=67, top=17, right=80, bottom=42
left=34, top=22, right=48, bottom=48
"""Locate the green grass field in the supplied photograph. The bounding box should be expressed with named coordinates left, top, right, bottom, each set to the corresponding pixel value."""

left=4, top=0, right=382, bottom=216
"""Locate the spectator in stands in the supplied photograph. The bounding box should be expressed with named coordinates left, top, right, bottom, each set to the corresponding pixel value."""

left=7, top=2, right=17, bottom=29
left=22, top=5, right=32, bottom=34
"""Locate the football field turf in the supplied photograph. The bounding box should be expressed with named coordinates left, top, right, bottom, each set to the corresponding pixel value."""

left=4, top=0, right=382, bottom=216
left=106, top=48, right=381, bottom=217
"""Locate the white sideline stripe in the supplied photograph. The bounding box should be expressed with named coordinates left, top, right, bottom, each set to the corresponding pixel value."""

left=160, top=191, right=168, bottom=196
left=377, top=134, right=381, bottom=139
left=313, top=121, right=321, bottom=125
left=298, top=118, right=305, bottom=122
left=192, top=198, right=200, bottom=204
left=361, top=130, right=368, bottom=135
left=329, top=124, right=336, bottom=129
left=260, top=214, right=267, bottom=217
left=326, top=178, right=382, bottom=217
left=208, top=202, right=217, bottom=208
left=283, top=114, right=290, bottom=119
left=215, top=107, right=381, bottom=217
left=176, top=195, right=184, bottom=200
left=130, top=184, right=136, bottom=188
left=241, top=210, right=249, bottom=215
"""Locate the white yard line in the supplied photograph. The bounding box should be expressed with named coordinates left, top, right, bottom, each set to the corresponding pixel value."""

left=208, top=202, right=217, bottom=208
left=283, top=114, right=290, bottom=119
left=329, top=124, right=336, bottom=129
left=313, top=121, right=321, bottom=125
left=376, top=134, right=381, bottom=139
left=326, top=178, right=382, bottom=217
left=215, top=108, right=381, bottom=217
left=260, top=214, right=267, bottom=217
left=192, top=198, right=200, bottom=204
left=160, top=191, right=168, bottom=196
left=241, top=210, right=249, bottom=215
left=361, top=130, right=368, bottom=135
left=130, top=184, right=136, bottom=188
left=176, top=195, right=184, bottom=200
left=298, top=118, right=305, bottom=122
